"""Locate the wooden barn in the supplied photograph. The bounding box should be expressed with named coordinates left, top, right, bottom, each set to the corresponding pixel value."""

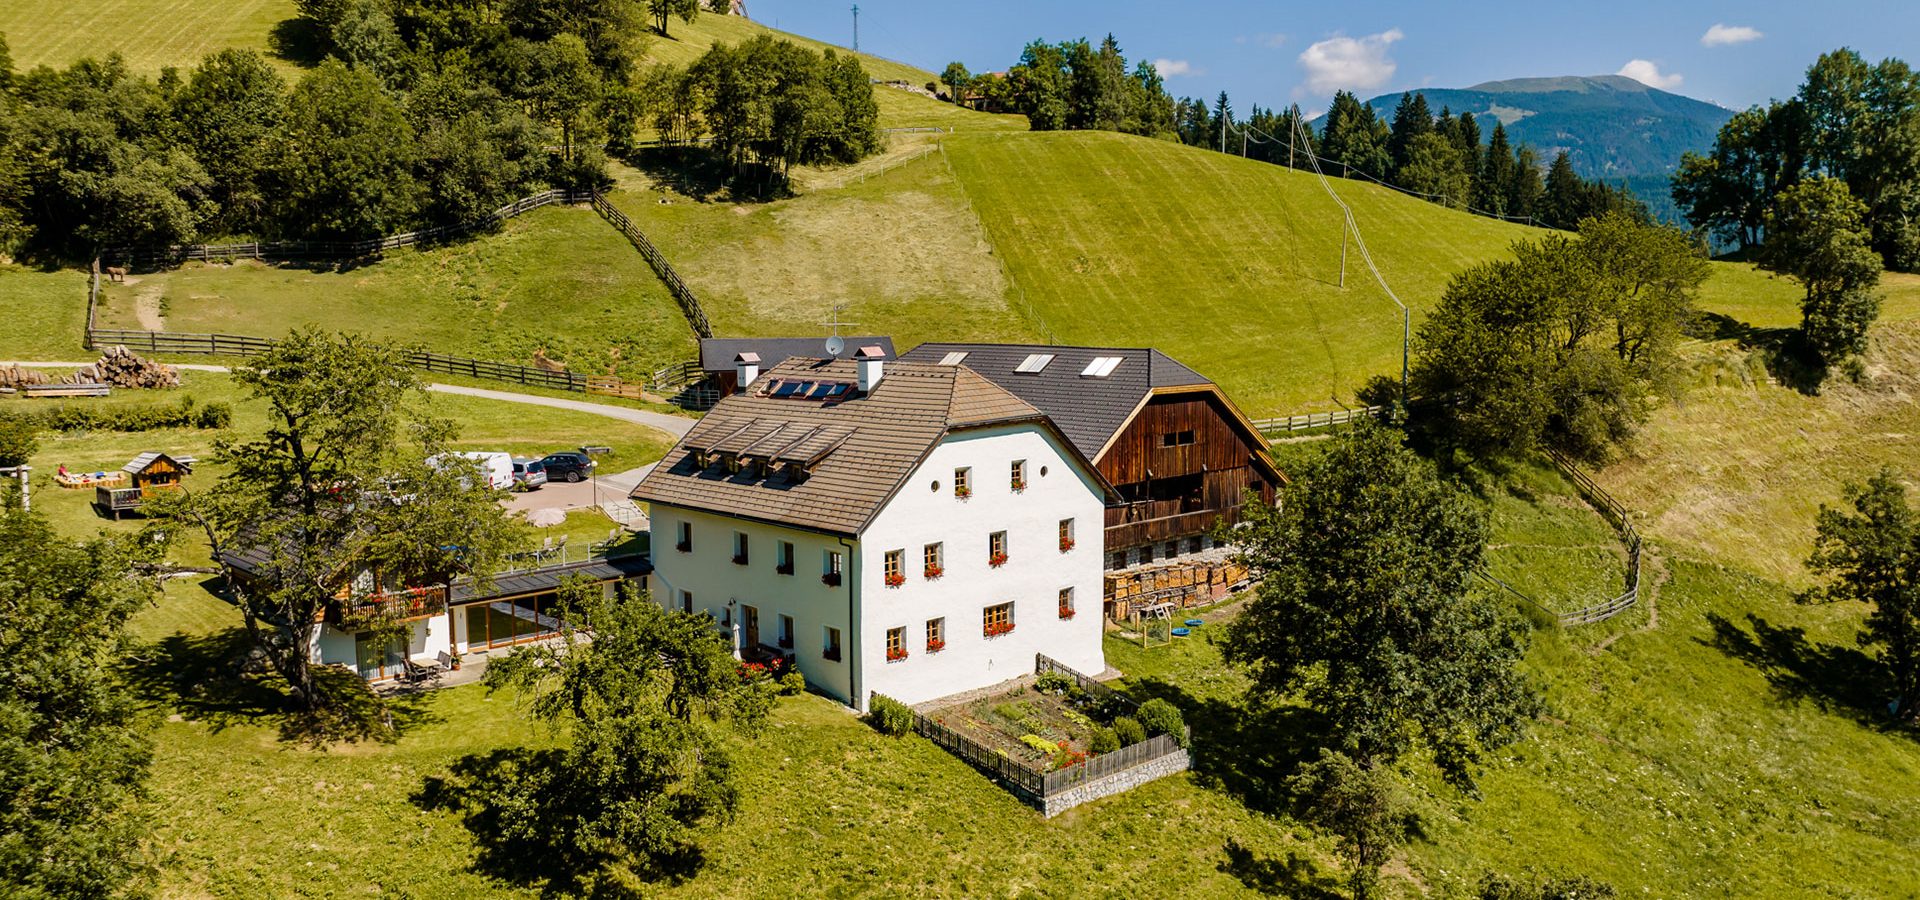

left=898, top=344, right=1283, bottom=571
left=96, top=451, right=195, bottom=519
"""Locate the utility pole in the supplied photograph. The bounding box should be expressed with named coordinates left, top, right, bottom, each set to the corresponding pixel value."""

left=851, top=4, right=859, bottom=52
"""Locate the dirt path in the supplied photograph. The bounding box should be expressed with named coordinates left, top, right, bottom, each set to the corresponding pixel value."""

left=131, top=281, right=165, bottom=331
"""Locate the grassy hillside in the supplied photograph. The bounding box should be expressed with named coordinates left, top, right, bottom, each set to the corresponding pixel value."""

left=0, top=0, right=297, bottom=75
left=0, top=264, right=91, bottom=360
left=88, top=205, right=696, bottom=379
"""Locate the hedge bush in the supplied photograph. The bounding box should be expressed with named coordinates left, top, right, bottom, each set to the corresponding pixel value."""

left=1089, top=725, right=1120, bottom=755
left=1112, top=716, right=1146, bottom=747
left=1136, top=698, right=1188, bottom=748
left=0, top=415, right=38, bottom=468
left=865, top=693, right=914, bottom=737
left=779, top=669, right=806, bottom=697
left=24, top=397, right=231, bottom=432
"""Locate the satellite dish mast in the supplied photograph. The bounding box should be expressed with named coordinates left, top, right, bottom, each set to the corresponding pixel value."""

left=821, top=303, right=857, bottom=358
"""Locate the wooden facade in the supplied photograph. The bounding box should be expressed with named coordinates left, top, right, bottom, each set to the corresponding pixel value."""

left=1097, top=389, right=1278, bottom=552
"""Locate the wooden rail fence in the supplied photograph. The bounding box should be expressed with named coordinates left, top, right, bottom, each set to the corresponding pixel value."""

left=588, top=191, right=713, bottom=339
left=83, top=329, right=598, bottom=392
left=1251, top=405, right=1388, bottom=434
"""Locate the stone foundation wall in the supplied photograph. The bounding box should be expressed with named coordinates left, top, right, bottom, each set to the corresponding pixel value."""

left=1040, top=748, right=1191, bottom=817
left=1103, top=559, right=1250, bottom=621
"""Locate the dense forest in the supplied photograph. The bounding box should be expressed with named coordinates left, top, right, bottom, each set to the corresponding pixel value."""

left=0, top=0, right=878, bottom=262
left=942, top=37, right=1644, bottom=231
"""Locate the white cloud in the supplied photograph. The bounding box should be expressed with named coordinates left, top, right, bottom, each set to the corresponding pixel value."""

left=1296, top=29, right=1403, bottom=96
left=1617, top=59, right=1683, bottom=90
left=1701, top=24, right=1764, bottom=47
left=1153, top=58, right=1194, bottom=77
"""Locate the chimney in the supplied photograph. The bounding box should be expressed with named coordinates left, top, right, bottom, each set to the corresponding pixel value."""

left=855, top=345, right=886, bottom=391
left=734, top=351, right=761, bottom=392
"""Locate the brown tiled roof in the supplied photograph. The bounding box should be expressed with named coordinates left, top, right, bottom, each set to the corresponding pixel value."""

left=631, top=358, right=1102, bottom=536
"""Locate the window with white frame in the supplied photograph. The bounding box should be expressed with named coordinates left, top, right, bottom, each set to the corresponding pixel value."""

left=1058, top=587, right=1075, bottom=619
left=675, top=521, right=691, bottom=552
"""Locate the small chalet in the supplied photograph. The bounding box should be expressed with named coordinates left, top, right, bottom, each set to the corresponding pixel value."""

left=696, top=336, right=895, bottom=398
left=899, top=344, right=1284, bottom=571
left=95, top=451, right=195, bottom=519
left=219, top=544, right=652, bottom=682
left=632, top=349, right=1112, bottom=709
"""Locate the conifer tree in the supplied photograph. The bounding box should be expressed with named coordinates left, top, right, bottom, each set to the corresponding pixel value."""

left=1475, top=122, right=1516, bottom=215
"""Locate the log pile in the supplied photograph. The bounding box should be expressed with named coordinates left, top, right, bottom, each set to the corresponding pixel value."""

left=0, top=364, right=52, bottom=390
left=66, top=345, right=180, bottom=389
left=1103, top=557, right=1252, bottom=622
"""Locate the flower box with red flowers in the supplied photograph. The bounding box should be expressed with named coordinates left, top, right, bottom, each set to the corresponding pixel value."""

left=1011, top=478, right=1026, bottom=493
left=885, top=573, right=906, bottom=588
left=923, top=565, right=944, bottom=580
left=886, top=647, right=909, bottom=662
left=926, top=638, right=946, bottom=653
left=821, top=572, right=842, bottom=587
left=983, top=621, right=1014, bottom=638
left=1058, top=606, right=1076, bottom=620
left=1058, top=537, right=1075, bottom=553
left=988, top=552, right=1009, bottom=568
left=955, top=485, right=972, bottom=500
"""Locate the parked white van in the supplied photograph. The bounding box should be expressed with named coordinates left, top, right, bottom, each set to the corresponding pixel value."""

left=431, top=451, right=514, bottom=491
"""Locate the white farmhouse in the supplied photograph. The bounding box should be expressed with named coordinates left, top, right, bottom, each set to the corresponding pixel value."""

left=632, top=348, right=1112, bottom=709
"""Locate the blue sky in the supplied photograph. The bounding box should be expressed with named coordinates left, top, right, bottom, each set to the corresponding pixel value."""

left=746, top=1, right=1919, bottom=112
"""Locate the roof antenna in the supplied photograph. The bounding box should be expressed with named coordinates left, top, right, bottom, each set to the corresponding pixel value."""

left=820, top=303, right=859, bottom=358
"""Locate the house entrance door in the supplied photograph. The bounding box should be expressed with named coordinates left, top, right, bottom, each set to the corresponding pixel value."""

left=743, top=605, right=760, bottom=649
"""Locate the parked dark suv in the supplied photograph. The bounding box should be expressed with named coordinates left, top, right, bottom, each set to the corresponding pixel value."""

left=541, top=451, right=597, bottom=483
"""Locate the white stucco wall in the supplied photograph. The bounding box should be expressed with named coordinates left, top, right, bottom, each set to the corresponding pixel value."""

left=857, top=423, right=1107, bottom=707
left=648, top=504, right=858, bottom=705
left=646, top=422, right=1106, bottom=711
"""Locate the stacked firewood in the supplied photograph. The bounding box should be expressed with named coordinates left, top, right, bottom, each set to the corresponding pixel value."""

left=66, top=345, right=180, bottom=388
left=0, top=364, right=51, bottom=389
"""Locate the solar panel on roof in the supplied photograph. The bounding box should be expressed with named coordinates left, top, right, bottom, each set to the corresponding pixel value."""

left=938, top=351, right=968, bottom=366
left=1015, top=353, right=1055, bottom=373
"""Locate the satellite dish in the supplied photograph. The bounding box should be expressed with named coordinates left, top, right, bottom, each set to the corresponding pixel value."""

left=825, top=335, right=846, bottom=358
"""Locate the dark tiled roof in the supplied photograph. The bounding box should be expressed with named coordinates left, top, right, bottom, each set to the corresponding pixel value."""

left=450, top=555, right=651, bottom=604
left=699, top=337, right=896, bottom=372
left=220, top=544, right=650, bottom=604
left=898, top=343, right=1210, bottom=459
left=632, top=357, right=1101, bottom=536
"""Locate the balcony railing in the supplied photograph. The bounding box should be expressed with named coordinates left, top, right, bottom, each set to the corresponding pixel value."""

left=337, top=586, right=449, bottom=622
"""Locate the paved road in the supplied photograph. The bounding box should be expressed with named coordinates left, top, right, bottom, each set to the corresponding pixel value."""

left=5, top=361, right=695, bottom=437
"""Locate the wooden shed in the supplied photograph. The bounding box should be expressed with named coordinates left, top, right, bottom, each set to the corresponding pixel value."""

left=96, top=452, right=195, bottom=519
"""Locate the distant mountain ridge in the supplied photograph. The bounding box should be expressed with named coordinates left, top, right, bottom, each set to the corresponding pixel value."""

left=1358, top=75, right=1734, bottom=181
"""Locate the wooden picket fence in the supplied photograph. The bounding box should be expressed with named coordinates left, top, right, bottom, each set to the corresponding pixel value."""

left=101, top=190, right=593, bottom=266
left=588, top=191, right=714, bottom=339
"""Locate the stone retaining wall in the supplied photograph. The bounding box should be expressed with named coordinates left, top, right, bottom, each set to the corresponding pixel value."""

left=1039, top=748, right=1191, bottom=817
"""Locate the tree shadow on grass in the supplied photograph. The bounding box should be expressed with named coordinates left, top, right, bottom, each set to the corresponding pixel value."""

left=124, top=625, right=438, bottom=745
left=1702, top=611, right=1901, bottom=729
left=1220, top=840, right=1344, bottom=899
left=1692, top=312, right=1826, bottom=395
left=268, top=18, right=328, bottom=67
left=415, top=748, right=705, bottom=898
left=618, top=146, right=792, bottom=203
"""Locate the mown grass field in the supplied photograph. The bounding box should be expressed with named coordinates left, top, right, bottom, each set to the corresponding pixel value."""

left=13, top=370, right=676, bottom=544
left=0, top=0, right=297, bottom=75
left=88, top=206, right=697, bottom=380
left=0, top=263, right=91, bottom=361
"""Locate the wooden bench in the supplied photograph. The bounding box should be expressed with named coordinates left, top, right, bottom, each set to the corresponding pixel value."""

left=25, top=383, right=110, bottom=398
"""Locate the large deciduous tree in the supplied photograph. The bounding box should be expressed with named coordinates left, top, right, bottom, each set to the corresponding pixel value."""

left=169, top=329, right=521, bottom=712
left=1222, top=422, right=1540, bottom=783
left=271, top=60, right=420, bottom=239
left=0, top=505, right=155, bottom=898
left=1807, top=468, right=1920, bottom=722
left=1764, top=176, right=1884, bottom=372
left=1413, top=212, right=1708, bottom=460
left=479, top=582, right=773, bottom=888
left=646, top=0, right=698, bottom=38
left=171, top=49, right=287, bottom=235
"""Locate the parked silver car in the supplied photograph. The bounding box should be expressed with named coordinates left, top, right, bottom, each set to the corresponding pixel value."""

left=510, top=458, right=548, bottom=491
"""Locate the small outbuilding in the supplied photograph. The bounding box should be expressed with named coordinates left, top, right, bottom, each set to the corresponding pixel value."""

left=96, top=451, right=195, bottom=519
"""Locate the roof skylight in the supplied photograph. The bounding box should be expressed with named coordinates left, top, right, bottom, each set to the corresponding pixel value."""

left=938, top=351, right=969, bottom=366
left=1080, top=356, right=1124, bottom=378
left=1015, top=353, right=1056, bottom=374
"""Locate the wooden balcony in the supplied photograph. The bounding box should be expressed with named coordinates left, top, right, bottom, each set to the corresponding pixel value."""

left=1103, top=503, right=1240, bottom=549
left=333, top=586, right=450, bottom=624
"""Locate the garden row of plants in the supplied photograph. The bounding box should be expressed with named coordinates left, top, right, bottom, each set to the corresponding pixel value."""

left=1, top=396, right=232, bottom=433
left=865, top=671, right=1187, bottom=774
